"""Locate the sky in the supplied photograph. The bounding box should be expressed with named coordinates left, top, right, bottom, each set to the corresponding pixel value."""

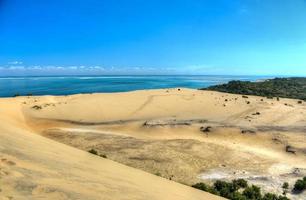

left=0, top=0, right=306, bottom=76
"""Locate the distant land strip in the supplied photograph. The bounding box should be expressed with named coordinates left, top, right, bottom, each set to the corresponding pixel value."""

left=202, top=77, right=306, bottom=101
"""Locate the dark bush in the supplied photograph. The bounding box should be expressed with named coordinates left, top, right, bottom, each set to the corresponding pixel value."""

left=100, top=154, right=107, bottom=158
left=293, top=179, right=306, bottom=193
left=213, top=180, right=236, bottom=198
left=282, top=182, right=289, bottom=190
left=242, top=185, right=262, bottom=200
left=278, top=196, right=290, bottom=200
left=32, top=105, right=42, bottom=110
left=192, top=179, right=290, bottom=200
left=262, top=193, right=289, bottom=200
left=192, top=182, right=209, bottom=191
left=262, top=193, right=279, bottom=200
left=233, top=179, right=248, bottom=189
left=200, top=126, right=212, bottom=133
left=88, top=149, right=98, bottom=155
left=192, top=182, right=219, bottom=195
left=231, top=192, right=247, bottom=200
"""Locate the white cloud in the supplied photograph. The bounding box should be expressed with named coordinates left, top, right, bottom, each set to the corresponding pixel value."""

left=0, top=64, right=222, bottom=75
left=8, top=66, right=25, bottom=70
left=8, top=61, right=23, bottom=65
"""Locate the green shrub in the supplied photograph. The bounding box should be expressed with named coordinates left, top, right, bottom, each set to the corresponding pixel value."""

left=88, top=149, right=98, bottom=155
left=242, top=185, right=262, bottom=200
left=282, top=182, right=289, bottom=190
left=231, top=192, right=247, bottom=200
left=100, top=154, right=107, bottom=158
left=213, top=180, right=238, bottom=198
left=155, top=172, right=162, bottom=177
left=278, top=196, right=290, bottom=200
left=233, top=179, right=248, bottom=189
left=192, top=179, right=290, bottom=200
left=262, top=193, right=279, bottom=200
left=192, top=182, right=209, bottom=191
left=262, top=193, right=289, bottom=200
left=293, top=179, right=306, bottom=193
left=192, top=182, right=219, bottom=195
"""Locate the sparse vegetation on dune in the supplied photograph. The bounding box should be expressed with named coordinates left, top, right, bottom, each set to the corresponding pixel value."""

left=88, top=148, right=98, bottom=155
left=203, top=77, right=306, bottom=101
left=88, top=148, right=107, bottom=158
left=31, top=105, right=42, bottom=110
left=192, top=179, right=290, bottom=200
left=293, top=177, right=306, bottom=193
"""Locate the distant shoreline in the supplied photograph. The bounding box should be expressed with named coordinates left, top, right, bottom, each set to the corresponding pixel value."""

left=0, top=75, right=275, bottom=97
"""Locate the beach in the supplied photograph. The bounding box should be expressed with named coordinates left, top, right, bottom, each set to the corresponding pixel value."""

left=0, top=88, right=306, bottom=199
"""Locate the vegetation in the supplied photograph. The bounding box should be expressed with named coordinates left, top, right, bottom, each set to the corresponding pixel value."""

left=192, top=179, right=289, bottom=200
left=32, top=105, right=42, bottom=110
left=282, top=182, right=289, bottom=195
left=88, top=149, right=107, bottom=158
left=202, top=78, right=306, bottom=101
left=293, top=177, right=306, bottom=193
left=155, top=172, right=162, bottom=177
left=100, top=154, right=107, bottom=158
left=88, top=149, right=98, bottom=155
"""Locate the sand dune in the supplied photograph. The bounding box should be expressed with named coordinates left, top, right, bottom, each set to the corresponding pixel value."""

left=0, top=92, right=223, bottom=200
left=1, top=88, right=306, bottom=199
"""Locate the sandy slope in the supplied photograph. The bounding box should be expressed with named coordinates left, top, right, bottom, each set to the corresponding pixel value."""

left=1, top=88, right=306, bottom=199
left=0, top=94, right=223, bottom=200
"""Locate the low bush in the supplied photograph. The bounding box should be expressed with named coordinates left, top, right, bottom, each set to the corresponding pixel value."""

left=293, top=178, right=306, bottom=193
left=192, top=179, right=289, bottom=200
left=243, top=185, right=262, bottom=199
left=100, top=154, right=107, bottom=158
left=32, top=105, right=42, bottom=110
left=88, top=149, right=98, bottom=155
left=233, top=179, right=248, bottom=189
left=282, top=182, right=289, bottom=190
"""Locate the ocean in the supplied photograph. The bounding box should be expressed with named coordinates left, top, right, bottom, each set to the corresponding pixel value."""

left=0, top=75, right=275, bottom=97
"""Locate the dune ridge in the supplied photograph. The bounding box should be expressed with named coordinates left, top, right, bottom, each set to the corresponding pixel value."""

left=0, top=92, right=223, bottom=200
left=1, top=88, right=306, bottom=199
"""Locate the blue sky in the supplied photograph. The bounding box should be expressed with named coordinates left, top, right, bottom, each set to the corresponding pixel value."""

left=0, top=0, right=306, bottom=76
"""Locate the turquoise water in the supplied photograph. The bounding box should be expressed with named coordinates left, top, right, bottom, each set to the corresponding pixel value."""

left=0, top=75, right=274, bottom=97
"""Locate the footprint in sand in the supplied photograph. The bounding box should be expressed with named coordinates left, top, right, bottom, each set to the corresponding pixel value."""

left=0, top=158, right=16, bottom=166
left=0, top=157, right=16, bottom=178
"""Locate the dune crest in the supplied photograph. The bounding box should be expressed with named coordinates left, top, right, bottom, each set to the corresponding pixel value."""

left=0, top=93, right=223, bottom=200
left=1, top=88, right=306, bottom=199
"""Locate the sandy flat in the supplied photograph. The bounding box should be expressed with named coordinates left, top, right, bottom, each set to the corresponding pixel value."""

left=1, top=88, right=306, bottom=199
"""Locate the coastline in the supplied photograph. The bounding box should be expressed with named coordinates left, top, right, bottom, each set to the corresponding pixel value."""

left=0, top=75, right=275, bottom=97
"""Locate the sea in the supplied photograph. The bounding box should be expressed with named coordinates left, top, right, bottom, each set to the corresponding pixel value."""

left=0, top=75, right=276, bottom=97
